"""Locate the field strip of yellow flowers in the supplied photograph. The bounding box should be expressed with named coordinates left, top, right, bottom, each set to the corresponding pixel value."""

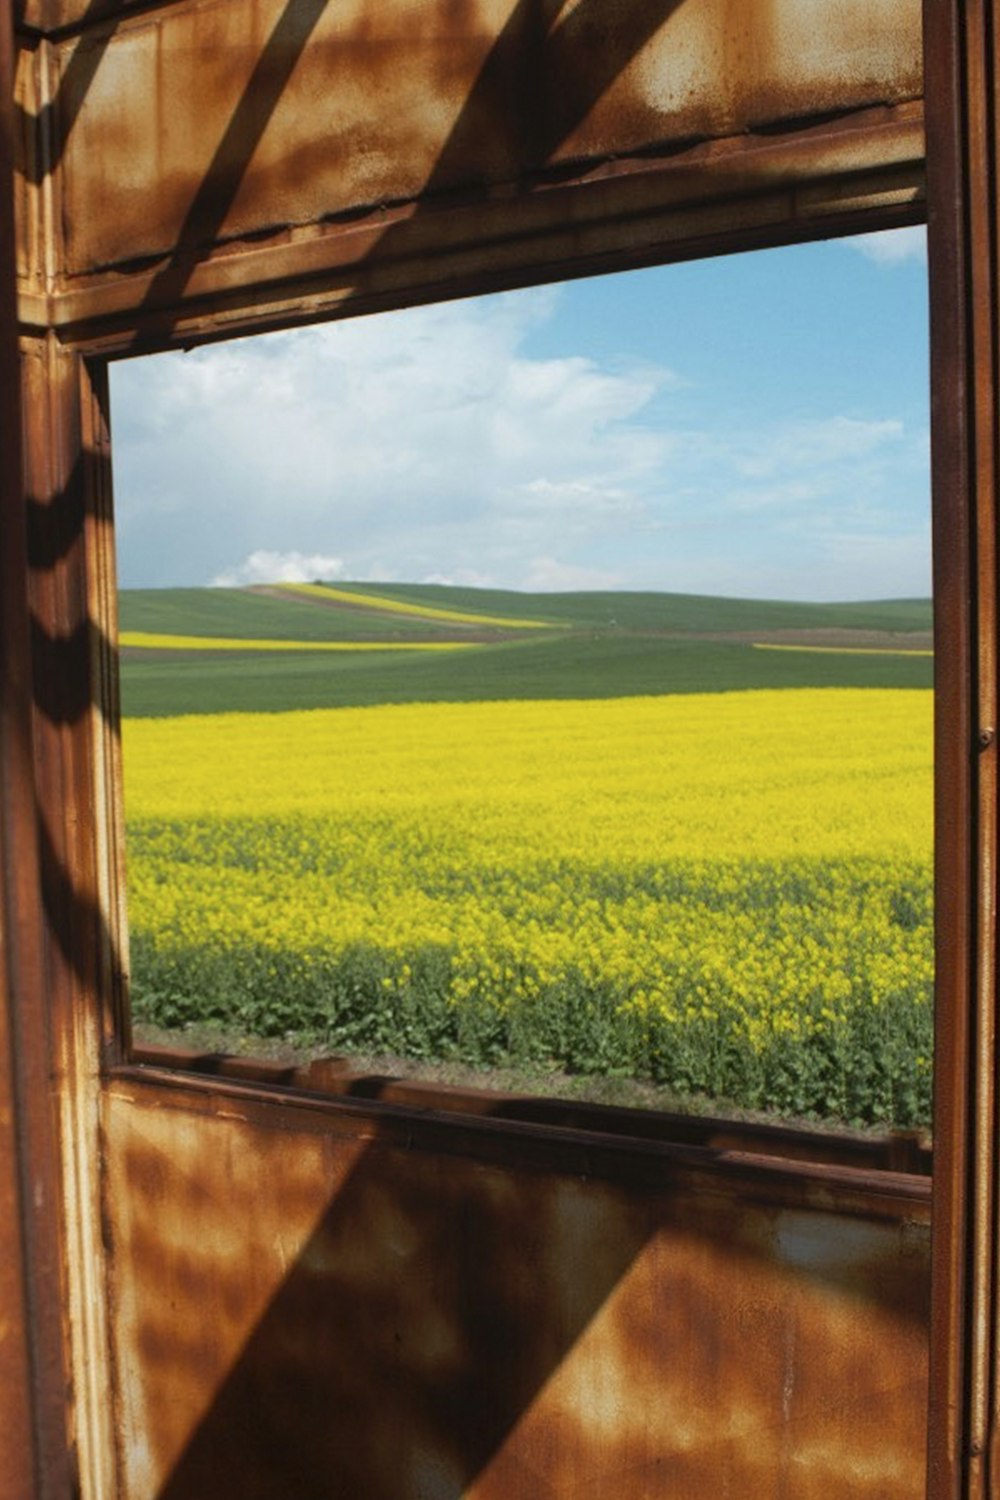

left=120, top=632, right=477, bottom=653
left=278, top=581, right=558, bottom=629
left=124, top=687, right=933, bottom=1125
left=752, top=643, right=934, bottom=658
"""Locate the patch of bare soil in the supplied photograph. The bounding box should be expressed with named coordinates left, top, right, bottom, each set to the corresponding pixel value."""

left=678, top=628, right=933, bottom=651
left=249, top=584, right=366, bottom=612
left=131, top=1019, right=919, bottom=1145
left=247, top=585, right=511, bottom=642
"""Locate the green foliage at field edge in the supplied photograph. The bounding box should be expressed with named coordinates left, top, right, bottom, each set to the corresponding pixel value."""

left=130, top=933, right=931, bottom=1129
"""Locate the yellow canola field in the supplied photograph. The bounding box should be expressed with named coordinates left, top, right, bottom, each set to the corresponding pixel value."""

left=123, top=689, right=933, bottom=1119
left=120, top=632, right=475, bottom=653
left=752, top=643, right=933, bottom=658
left=124, top=688, right=931, bottom=858
left=280, top=581, right=557, bottom=629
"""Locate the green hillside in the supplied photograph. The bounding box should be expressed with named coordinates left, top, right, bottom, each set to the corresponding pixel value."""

left=119, top=587, right=471, bottom=641
left=120, top=583, right=933, bottom=639
left=342, top=582, right=933, bottom=635
left=117, top=582, right=933, bottom=717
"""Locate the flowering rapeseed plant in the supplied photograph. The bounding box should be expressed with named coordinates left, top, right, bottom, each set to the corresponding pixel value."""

left=124, top=688, right=933, bottom=1124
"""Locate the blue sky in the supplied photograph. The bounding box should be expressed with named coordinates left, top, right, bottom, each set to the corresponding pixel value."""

left=110, top=225, right=929, bottom=600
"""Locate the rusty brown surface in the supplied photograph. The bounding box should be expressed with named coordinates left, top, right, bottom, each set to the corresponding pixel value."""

left=104, top=1072, right=930, bottom=1500
left=20, top=329, right=126, bottom=1494
left=134, top=1040, right=934, bottom=1176
left=49, top=103, right=926, bottom=356
left=0, top=5, right=42, bottom=1489
left=0, top=1, right=958, bottom=1497
left=0, top=3, right=74, bottom=1496
left=7, top=0, right=924, bottom=350
left=47, top=0, right=922, bottom=269
left=923, top=1, right=1000, bottom=1496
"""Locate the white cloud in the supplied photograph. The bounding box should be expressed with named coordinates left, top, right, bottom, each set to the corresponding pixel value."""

left=110, top=289, right=674, bottom=590
left=648, top=413, right=916, bottom=531
left=613, top=406, right=929, bottom=599
left=519, top=556, right=625, bottom=592
left=732, top=416, right=904, bottom=483
left=211, top=550, right=346, bottom=586
left=660, top=524, right=931, bottom=603
left=109, top=276, right=929, bottom=602
left=421, top=568, right=500, bottom=589
left=848, top=227, right=927, bottom=267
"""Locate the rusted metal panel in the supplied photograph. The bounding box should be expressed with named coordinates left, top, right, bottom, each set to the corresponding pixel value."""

left=12, top=36, right=43, bottom=292
left=923, top=1, right=1000, bottom=1496
left=134, top=1040, right=934, bottom=1176
left=104, top=1073, right=930, bottom=1500
left=46, top=0, right=922, bottom=271
left=9, top=0, right=924, bottom=349
left=0, top=8, right=44, bottom=1489
left=42, top=100, right=923, bottom=357
left=0, top=2, right=958, bottom=1498
left=0, top=5, right=74, bottom=1498
left=19, top=334, right=125, bottom=1498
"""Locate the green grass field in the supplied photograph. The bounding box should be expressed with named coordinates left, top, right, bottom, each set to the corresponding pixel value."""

left=333, top=581, right=932, bottom=635
left=118, top=581, right=936, bottom=1126
left=119, top=582, right=933, bottom=716
left=119, top=586, right=470, bottom=641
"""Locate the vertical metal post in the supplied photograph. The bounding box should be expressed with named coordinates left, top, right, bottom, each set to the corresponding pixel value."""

left=924, top=0, right=1000, bottom=1496
left=0, top=4, right=73, bottom=1498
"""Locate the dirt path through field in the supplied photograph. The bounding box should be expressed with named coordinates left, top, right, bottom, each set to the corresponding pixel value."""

left=676, top=628, right=933, bottom=651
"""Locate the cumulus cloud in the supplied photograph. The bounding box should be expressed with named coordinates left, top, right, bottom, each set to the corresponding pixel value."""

left=520, top=556, right=625, bottom=592
left=848, top=227, right=927, bottom=267
left=110, top=289, right=673, bottom=590
left=731, top=416, right=904, bottom=483
left=211, top=550, right=346, bottom=586
left=109, top=276, right=929, bottom=602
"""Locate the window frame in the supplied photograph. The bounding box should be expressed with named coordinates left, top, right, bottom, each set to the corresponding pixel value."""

left=6, top=0, right=992, bottom=1490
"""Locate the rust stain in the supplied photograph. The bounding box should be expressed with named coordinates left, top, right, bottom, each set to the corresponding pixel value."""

left=104, top=1079, right=929, bottom=1499
left=1, top=3, right=940, bottom=1498
left=135, top=1039, right=933, bottom=1176
left=41, top=0, right=921, bottom=280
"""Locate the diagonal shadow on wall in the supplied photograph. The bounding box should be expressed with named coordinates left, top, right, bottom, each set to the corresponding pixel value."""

left=9, top=8, right=932, bottom=1497
left=145, top=1129, right=655, bottom=1499
left=16, top=0, right=124, bottom=181
left=108, top=1102, right=928, bottom=1500
left=129, top=0, right=692, bottom=336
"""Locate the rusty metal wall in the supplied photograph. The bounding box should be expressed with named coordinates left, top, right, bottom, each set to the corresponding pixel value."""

left=0, top=7, right=73, bottom=1498
left=21, top=337, right=125, bottom=1500
left=46, top=0, right=922, bottom=266
left=104, top=1067, right=930, bottom=1500
left=12, top=0, right=923, bottom=350
left=922, top=2, right=1000, bottom=1496
left=0, top=1, right=957, bottom=1497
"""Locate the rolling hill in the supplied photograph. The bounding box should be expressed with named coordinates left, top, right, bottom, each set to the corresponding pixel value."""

left=117, top=582, right=933, bottom=717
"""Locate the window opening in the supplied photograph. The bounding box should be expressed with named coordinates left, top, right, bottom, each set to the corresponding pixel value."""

left=110, top=229, right=932, bottom=1133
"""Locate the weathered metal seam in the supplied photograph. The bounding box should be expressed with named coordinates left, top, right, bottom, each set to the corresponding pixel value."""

left=25, top=338, right=118, bottom=1500
left=48, top=100, right=926, bottom=290
left=41, top=170, right=928, bottom=356
left=960, top=0, right=1000, bottom=1490
left=986, top=0, right=1000, bottom=1479
left=17, top=0, right=191, bottom=44
left=0, top=8, right=72, bottom=1497
left=129, top=1039, right=932, bottom=1174
left=104, top=1069, right=933, bottom=1215
left=52, top=182, right=926, bottom=354
left=923, top=0, right=997, bottom=1490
